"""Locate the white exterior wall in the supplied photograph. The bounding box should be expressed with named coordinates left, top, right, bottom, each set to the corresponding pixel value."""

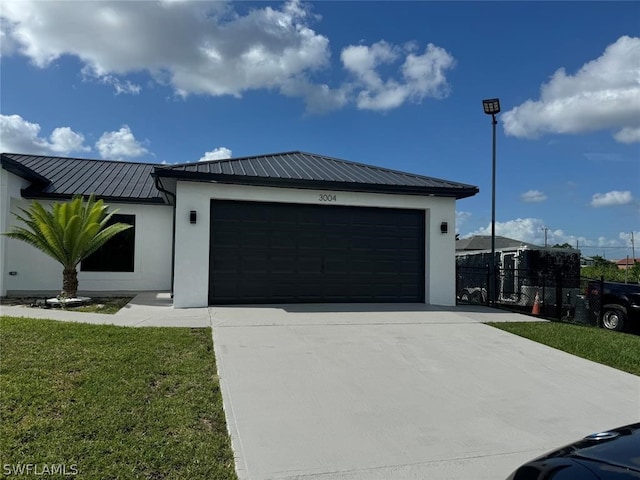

left=1, top=177, right=173, bottom=295
left=173, top=181, right=457, bottom=308
left=0, top=170, right=31, bottom=296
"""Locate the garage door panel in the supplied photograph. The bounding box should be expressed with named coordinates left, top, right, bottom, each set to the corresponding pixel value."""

left=270, top=256, right=297, bottom=273
left=324, top=234, right=351, bottom=250
left=210, top=280, right=238, bottom=300
left=297, top=234, right=326, bottom=249
left=209, top=200, right=425, bottom=304
left=212, top=228, right=240, bottom=247
left=269, top=208, right=299, bottom=224
left=238, top=235, right=264, bottom=250
left=270, top=233, right=297, bottom=249
left=324, top=259, right=349, bottom=274
left=324, top=216, right=351, bottom=228
left=211, top=252, right=239, bottom=273
left=238, top=208, right=269, bottom=223
left=298, top=258, right=323, bottom=274
left=240, top=256, right=270, bottom=274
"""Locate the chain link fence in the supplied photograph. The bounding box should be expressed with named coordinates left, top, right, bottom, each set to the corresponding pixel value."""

left=456, top=265, right=602, bottom=323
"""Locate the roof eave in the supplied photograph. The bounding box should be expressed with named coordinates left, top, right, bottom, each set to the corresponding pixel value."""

left=1, top=154, right=51, bottom=186
left=153, top=170, right=479, bottom=199
left=19, top=188, right=166, bottom=205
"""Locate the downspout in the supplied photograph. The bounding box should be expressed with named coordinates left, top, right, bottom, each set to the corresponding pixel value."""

left=154, top=175, right=176, bottom=297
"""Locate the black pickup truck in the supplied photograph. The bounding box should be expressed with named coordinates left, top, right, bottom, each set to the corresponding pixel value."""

left=585, top=280, right=640, bottom=332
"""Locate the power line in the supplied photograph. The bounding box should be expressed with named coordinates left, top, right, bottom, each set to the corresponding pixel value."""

left=579, top=246, right=633, bottom=250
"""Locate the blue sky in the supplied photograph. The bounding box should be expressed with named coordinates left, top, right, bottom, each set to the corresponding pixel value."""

left=1, top=1, right=638, bottom=260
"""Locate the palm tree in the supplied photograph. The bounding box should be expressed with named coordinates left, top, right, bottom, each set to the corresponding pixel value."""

left=3, top=194, right=132, bottom=298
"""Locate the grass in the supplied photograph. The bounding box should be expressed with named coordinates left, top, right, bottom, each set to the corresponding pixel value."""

left=489, top=321, right=640, bottom=376
left=0, top=316, right=237, bottom=480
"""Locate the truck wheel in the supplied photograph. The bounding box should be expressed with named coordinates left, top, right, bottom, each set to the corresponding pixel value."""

left=471, top=290, right=484, bottom=304
left=602, top=308, right=626, bottom=332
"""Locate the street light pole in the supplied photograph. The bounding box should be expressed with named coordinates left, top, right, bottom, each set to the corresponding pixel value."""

left=483, top=98, right=500, bottom=306
left=491, top=112, right=497, bottom=305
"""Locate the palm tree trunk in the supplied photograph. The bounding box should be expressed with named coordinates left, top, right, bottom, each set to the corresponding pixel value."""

left=62, top=267, right=78, bottom=298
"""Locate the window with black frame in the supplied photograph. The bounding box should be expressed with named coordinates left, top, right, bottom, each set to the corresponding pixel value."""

left=81, top=214, right=135, bottom=272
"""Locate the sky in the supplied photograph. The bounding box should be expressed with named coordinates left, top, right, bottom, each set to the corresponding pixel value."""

left=1, top=0, right=639, bottom=260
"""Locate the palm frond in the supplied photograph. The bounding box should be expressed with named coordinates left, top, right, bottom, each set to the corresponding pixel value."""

left=3, top=195, right=134, bottom=296
left=82, top=223, right=132, bottom=260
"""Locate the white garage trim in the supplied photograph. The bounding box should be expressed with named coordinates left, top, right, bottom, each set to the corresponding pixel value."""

left=172, top=182, right=456, bottom=308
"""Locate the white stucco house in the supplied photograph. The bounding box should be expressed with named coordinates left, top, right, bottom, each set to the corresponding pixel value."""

left=1, top=151, right=478, bottom=308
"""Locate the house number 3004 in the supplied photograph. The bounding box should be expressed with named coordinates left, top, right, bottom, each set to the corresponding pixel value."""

left=318, top=194, right=337, bottom=202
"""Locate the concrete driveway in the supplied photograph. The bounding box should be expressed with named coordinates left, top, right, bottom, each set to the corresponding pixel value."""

left=210, top=305, right=640, bottom=480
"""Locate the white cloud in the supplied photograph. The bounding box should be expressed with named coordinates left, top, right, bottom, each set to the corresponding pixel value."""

left=520, top=190, right=547, bottom=203
left=48, top=127, right=89, bottom=154
left=614, top=127, right=640, bottom=144
left=583, top=152, right=625, bottom=162
left=502, top=36, right=640, bottom=143
left=0, top=0, right=339, bottom=110
left=467, top=217, right=589, bottom=247
left=0, top=114, right=89, bottom=155
left=0, top=17, right=18, bottom=57
left=97, top=74, right=142, bottom=95
left=590, top=190, right=634, bottom=208
left=464, top=219, right=639, bottom=254
left=618, top=231, right=640, bottom=248
left=456, top=210, right=471, bottom=228
left=341, top=41, right=455, bottom=111
left=469, top=218, right=545, bottom=245
left=95, top=125, right=149, bottom=159
left=279, top=78, right=349, bottom=114
left=1, top=1, right=457, bottom=113
left=579, top=231, right=640, bottom=256
left=199, top=147, right=232, bottom=161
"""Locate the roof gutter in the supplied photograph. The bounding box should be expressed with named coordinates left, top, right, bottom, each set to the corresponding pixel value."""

left=153, top=170, right=479, bottom=200
left=153, top=175, right=177, bottom=298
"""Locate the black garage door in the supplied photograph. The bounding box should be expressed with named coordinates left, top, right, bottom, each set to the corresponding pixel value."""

left=209, top=200, right=425, bottom=304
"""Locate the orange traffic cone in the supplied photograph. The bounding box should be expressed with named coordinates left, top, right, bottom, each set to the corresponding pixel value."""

left=531, top=291, right=541, bottom=315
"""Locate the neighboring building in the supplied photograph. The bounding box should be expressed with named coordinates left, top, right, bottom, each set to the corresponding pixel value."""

left=580, top=256, right=596, bottom=268
left=616, top=258, right=640, bottom=270
left=455, top=235, right=538, bottom=252
left=455, top=236, right=581, bottom=311
left=1, top=151, right=478, bottom=308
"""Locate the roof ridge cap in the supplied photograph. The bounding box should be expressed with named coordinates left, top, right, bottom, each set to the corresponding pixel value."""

left=176, top=150, right=305, bottom=167
left=166, top=150, right=471, bottom=189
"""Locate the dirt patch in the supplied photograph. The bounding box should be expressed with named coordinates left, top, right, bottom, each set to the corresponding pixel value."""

left=0, top=296, right=134, bottom=314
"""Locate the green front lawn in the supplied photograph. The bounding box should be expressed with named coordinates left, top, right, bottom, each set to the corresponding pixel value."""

left=0, top=316, right=237, bottom=480
left=489, top=321, right=640, bottom=376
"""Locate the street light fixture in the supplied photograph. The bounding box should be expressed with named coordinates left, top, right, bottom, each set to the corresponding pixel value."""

left=482, top=98, right=500, bottom=306
left=483, top=98, right=501, bottom=115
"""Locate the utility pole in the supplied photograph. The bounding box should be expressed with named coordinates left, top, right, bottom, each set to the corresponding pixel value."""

left=632, top=232, right=636, bottom=265
left=541, top=226, right=549, bottom=247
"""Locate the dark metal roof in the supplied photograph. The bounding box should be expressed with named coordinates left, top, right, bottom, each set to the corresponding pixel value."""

left=2, top=151, right=479, bottom=203
left=456, top=235, right=539, bottom=251
left=1, top=153, right=165, bottom=204
left=154, top=151, right=479, bottom=199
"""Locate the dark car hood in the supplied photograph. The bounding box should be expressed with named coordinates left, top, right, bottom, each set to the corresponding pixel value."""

left=507, top=423, right=640, bottom=479
left=560, top=423, right=640, bottom=472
